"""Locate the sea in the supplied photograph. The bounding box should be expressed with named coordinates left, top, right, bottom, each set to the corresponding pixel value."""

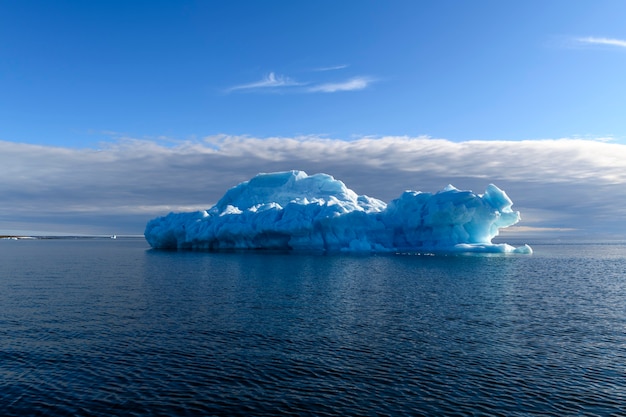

left=1, top=237, right=625, bottom=416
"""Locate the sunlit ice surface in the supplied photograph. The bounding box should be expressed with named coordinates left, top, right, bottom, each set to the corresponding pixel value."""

left=145, top=171, right=532, bottom=254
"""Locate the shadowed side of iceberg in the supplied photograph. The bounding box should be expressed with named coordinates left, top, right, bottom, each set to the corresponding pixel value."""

left=144, top=171, right=532, bottom=254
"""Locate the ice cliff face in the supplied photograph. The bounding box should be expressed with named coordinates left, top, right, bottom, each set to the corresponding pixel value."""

left=144, top=170, right=531, bottom=254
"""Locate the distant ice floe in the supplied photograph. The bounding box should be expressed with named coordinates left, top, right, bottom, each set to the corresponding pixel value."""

left=145, top=170, right=532, bottom=254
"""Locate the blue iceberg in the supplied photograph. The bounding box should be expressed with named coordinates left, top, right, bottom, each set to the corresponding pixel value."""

left=145, top=170, right=532, bottom=254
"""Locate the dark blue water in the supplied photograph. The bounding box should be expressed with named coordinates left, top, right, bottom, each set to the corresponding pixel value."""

left=1, top=239, right=625, bottom=416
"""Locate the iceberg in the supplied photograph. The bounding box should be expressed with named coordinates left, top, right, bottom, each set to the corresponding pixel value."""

left=145, top=170, right=532, bottom=254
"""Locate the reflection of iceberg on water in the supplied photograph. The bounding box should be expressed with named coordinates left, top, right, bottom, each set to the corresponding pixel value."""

left=145, top=170, right=532, bottom=254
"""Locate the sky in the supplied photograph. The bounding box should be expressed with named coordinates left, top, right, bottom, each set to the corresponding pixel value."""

left=1, top=0, right=626, bottom=238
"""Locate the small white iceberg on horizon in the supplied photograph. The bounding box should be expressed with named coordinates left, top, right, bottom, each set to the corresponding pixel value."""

left=144, top=170, right=532, bottom=254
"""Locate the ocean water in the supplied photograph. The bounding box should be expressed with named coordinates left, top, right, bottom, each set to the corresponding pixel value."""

left=1, top=238, right=625, bottom=416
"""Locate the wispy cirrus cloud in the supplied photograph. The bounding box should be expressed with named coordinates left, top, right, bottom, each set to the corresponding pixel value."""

left=226, top=72, right=303, bottom=92
left=575, top=36, right=626, bottom=48
left=307, top=76, right=375, bottom=93
left=313, top=64, right=349, bottom=72
left=227, top=69, right=375, bottom=94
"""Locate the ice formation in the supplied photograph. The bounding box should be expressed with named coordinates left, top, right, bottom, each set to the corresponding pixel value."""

left=145, top=171, right=532, bottom=254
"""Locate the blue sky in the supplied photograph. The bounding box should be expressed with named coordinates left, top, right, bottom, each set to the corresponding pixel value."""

left=2, top=1, right=626, bottom=237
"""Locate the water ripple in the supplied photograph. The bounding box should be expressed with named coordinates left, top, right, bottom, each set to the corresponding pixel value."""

left=1, top=241, right=626, bottom=415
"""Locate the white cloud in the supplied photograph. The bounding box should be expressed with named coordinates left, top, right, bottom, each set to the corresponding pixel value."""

left=313, top=64, right=349, bottom=72
left=576, top=36, right=626, bottom=48
left=2, top=136, right=626, bottom=237
left=227, top=71, right=375, bottom=94
left=227, top=72, right=302, bottom=92
left=307, top=76, right=374, bottom=93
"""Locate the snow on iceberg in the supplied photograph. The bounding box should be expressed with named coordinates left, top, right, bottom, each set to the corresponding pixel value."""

left=144, top=170, right=532, bottom=254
